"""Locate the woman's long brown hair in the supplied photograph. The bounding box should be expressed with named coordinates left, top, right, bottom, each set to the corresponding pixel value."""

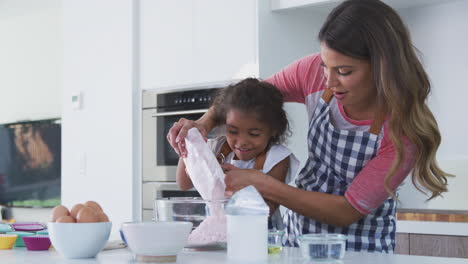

left=319, top=0, right=451, bottom=199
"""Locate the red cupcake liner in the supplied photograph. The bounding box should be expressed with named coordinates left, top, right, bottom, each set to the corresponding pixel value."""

left=22, top=235, right=51, bottom=251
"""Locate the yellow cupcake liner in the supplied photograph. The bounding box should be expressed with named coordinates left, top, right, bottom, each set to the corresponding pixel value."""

left=0, top=234, right=18, bottom=249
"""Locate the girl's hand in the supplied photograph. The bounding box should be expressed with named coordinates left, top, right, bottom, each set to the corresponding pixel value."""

left=166, top=118, right=208, bottom=157
left=223, top=164, right=263, bottom=196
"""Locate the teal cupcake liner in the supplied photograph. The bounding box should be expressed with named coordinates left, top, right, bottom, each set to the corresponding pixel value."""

left=6, top=231, right=34, bottom=247
left=36, top=230, right=49, bottom=235
left=0, top=224, right=13, bottom=233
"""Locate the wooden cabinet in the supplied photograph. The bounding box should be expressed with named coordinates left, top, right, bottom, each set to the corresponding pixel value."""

left=395, top=233, right=410, bottom=255
left=395, top=210, right=468, bottom=258
left=410, top=234, right=468, bottom=258
left=139, top=0, right=258, bottom=90
left=396, top=232, right=468, bottom=258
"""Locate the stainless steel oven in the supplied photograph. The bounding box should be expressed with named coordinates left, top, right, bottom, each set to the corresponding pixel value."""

left=141, top=82, right=228, bottom=220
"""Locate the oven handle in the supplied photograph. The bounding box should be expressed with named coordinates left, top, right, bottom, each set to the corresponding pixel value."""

left=152, top=109, right=208, bottom=117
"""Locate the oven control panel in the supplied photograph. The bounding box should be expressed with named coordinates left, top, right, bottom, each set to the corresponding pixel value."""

left=157, top=88, right=220, bottom=113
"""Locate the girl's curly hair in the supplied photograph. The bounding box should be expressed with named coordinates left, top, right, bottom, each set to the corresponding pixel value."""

left=212, top=78, right=291, bottom=144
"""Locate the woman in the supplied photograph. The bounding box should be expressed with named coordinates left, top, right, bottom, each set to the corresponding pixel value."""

left=167, top=0, right=450, bottom=253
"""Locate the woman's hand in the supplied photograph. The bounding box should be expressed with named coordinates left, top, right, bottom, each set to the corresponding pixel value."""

left=166, top=108, right=217, bottom=157
left=166, top=118, right=209, bottom=158
left=223, top=164, right=266, bottom=197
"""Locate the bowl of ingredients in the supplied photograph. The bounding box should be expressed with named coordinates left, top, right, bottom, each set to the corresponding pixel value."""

left=298, top=233, right=347, bottom=261
left=121, top=221, right=192, bottom=263
left=154, top=197, right=228, bottom=250
left=268, top=229, right=285, bottom=254
left=47, top=201, right=111, bottom=258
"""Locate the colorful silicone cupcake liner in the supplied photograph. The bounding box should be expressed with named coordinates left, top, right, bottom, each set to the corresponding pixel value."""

left=22, top=235, right=51, bottom=251
left=0, top=234, right=18, bottom=250
left=0, top=224, right=13, bottom=233
left=6, top=231, right=34, bottom=247
left=13, top=224, right=44, bottom=232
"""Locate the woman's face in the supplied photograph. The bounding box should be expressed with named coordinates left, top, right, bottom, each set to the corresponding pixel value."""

left=225, top=109, right=273, bottom=161
left=320, top=43, right=377, bottom=120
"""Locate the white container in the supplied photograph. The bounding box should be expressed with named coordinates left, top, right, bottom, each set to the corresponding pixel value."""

left=227, top=215, right=268, bottom=264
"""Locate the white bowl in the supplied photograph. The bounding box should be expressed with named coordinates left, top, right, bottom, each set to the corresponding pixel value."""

left=121, top=221, right=192, bottom=262
left=48, top=222, right=111, bottom=259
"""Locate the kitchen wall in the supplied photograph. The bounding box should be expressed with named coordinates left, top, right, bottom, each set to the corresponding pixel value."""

left=258, top=3, right=332, bottom=167
left=61, top=0, right=140, bottom=238
left=0, top=0, right=62, bottom=124
left=396, top=0, right=468, bottom=209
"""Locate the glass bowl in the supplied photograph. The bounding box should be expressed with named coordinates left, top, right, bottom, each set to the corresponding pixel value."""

left=298, top=233, right=347, bottom=261
left=154, top=197, right=228, bottom=250
left=268, top=229, right=284, bottom=254
left=154, top=197, right=227, bottom=229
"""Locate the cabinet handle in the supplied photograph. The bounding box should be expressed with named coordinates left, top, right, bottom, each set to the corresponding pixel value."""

left=152, top=109, right=208, bottom=117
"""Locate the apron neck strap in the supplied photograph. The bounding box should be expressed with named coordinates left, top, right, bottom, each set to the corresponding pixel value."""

left=321, top=89, right=385, bottom=135
left=216, top=141, right=266, bottom=170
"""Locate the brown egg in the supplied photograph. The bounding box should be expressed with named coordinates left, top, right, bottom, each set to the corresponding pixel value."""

left=56, top=215, right=76, bottom=223
left=96, top=212, right=109, bottom=222
left=51, top=205, right=70, bottom=222
left=70, top=203, right=84, bottom=219
left=84, top=201, right=103, bottom=212
left=76, top=206, right=100, bottom=223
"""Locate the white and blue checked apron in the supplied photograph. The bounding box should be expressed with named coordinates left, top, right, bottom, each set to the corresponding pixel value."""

left=283, top=89, right=395, bottom=253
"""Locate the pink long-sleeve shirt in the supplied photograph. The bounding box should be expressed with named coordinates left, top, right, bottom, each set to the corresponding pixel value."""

left=267, top=53, right=417, bottom=215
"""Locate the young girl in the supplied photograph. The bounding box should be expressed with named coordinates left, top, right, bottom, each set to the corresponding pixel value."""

left=176, top=78, right=299, bottom=229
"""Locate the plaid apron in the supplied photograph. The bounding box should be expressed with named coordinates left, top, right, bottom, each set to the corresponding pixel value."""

left=283, top=89, right=395, bottom=253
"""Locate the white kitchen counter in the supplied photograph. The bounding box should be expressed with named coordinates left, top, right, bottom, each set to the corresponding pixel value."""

left=2, top=247, right=467, bottom=264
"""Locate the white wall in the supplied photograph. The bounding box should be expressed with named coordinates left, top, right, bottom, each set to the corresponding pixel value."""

left=258, top=3, right=331, bottom=168
left=0, top=0, right=62, bottom=124
left=396, top=0, right=468, bottom=209
left=62, top=0, right=140, bottom=238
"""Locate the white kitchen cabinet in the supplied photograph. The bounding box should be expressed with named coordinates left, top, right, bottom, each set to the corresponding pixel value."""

left=192, top=0, right=258, bottom=84
left=140, top=0, right=194, bottom=89
left=140, top=0, right=258, bottom=90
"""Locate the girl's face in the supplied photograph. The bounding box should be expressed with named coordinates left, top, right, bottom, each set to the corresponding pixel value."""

left=225, top=109, right=274, bottom=161
left=320, top=43, right=377, bottom=120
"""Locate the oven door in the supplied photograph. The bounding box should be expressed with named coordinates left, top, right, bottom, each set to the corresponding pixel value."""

left=142, top=109, right=207, bottom=182
left=156, top=110, right=208, bottom=167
